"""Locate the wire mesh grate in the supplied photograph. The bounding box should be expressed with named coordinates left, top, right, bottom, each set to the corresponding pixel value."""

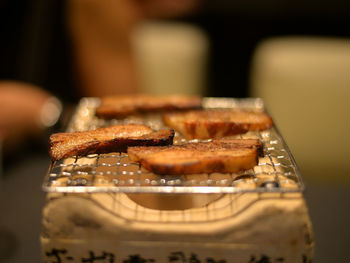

left=42, top=97, right=305, bottom=194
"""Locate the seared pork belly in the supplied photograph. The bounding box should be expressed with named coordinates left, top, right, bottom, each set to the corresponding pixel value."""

left=127, top=139, right=261, bottom=175
left=162, top=110, right=273, bottom=139
left=96, top=94, right=202, bottom=119
left=49, top=124, right=174, bottom=161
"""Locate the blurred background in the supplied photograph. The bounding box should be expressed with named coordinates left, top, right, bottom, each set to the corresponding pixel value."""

left=0, top=0, right=350, bottom=262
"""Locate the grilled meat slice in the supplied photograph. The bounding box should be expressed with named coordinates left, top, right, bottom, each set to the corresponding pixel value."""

left=211, top=138, right=264, bottom=157
left=96, top=94, right=202, bottom=119
left=162, top=110, right=274, bottom=139
left=49, top=124, right=174, bottom=161
left=127, top=139, right=261, bottom=175
left=95, top=96, right=137, bottom=119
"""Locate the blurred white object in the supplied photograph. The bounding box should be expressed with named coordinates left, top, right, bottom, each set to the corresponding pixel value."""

left=39, top=96, right=62, bottom=128
left=132, top=21, right=208, bottom=95
left=250, top=37, right=350, bottom=184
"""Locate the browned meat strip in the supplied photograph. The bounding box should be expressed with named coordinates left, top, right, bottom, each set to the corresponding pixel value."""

left=127, top=139, right=261, bottom=175
left=95, top=94, right=202, bottom=119
left=162, top=110, right=273, bottom=139
left=208, top=138, right=264, bottom=157
left=49, top=124, right=174, bottom=161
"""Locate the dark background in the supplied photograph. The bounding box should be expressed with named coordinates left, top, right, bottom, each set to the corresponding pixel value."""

left=0, top=0, right=350, bottom=262
left=1, top=0, right=350, bottom=98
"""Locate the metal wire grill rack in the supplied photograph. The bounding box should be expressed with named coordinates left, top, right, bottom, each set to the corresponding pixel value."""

left=42, top=97, right=305, bottom=194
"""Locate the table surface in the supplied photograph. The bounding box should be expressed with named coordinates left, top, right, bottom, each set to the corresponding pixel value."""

left=0, top=151, right=349, bottom=263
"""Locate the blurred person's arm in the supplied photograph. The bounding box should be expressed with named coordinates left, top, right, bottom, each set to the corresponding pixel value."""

left=0, top=81, right=61, bottom=151
left=67, top=0, right=142, bottom=97
left=66, top=0, right=200, bottom=97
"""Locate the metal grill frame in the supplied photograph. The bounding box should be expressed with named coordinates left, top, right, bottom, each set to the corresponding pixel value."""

left=42, top=97, right=305, bottom=194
